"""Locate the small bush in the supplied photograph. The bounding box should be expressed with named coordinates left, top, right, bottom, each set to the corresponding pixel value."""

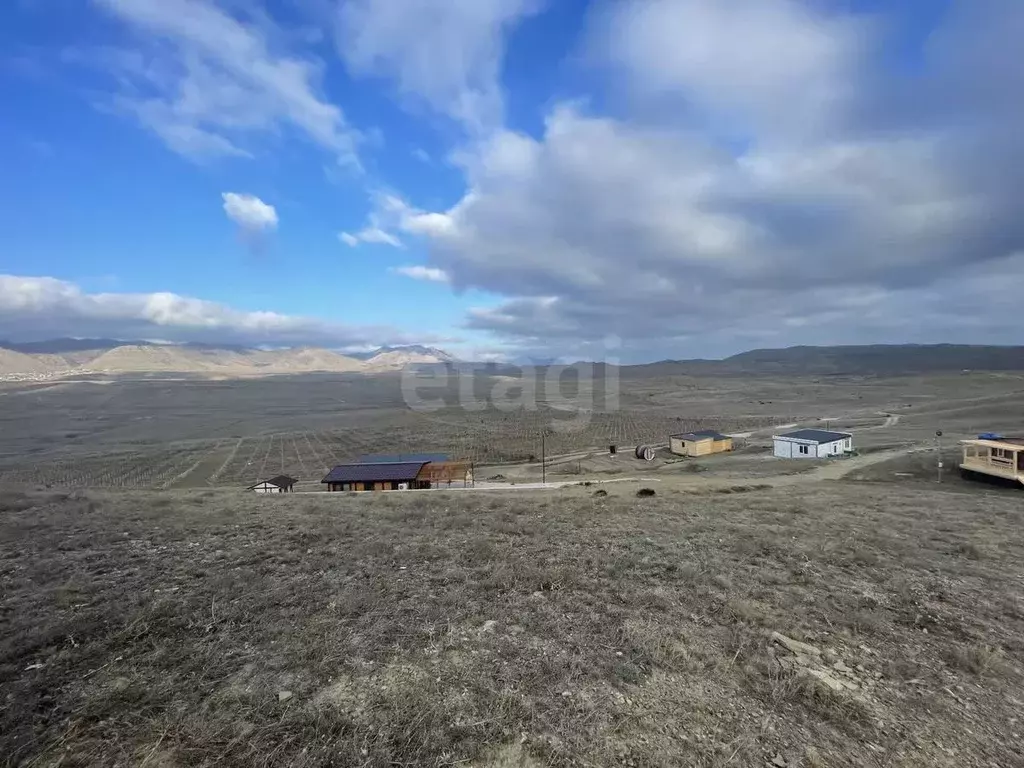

left=636, top=488, right=656, bottom=497
left=944, top=644, right=1005, bottom=675
left=593, top=489, right=608, bottom=497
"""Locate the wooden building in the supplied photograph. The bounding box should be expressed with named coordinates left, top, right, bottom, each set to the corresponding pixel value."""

left=320, top=458, right=472, bottom=492
left=248, top=475, right=297, bottom=493
left=321, top=462, right=431, bottom=492
left=669, top=430, right=734, bottom=457
left=416, top=460, right=473, bottom=488
left=960, top=437, right=1024, bottom=486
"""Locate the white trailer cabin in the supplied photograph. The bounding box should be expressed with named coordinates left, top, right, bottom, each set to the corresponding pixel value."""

left=773, top=429, right=852, bottom=459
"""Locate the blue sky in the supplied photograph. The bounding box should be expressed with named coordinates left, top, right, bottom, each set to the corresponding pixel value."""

left=1, top=0, right=1022, bottom=362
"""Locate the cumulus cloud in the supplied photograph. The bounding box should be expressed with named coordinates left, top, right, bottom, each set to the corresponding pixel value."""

left=335, top=0, right=541, bottom=131
left=0, top=274, right=436, bottom=348
left=597, top=0, right=869, bottom=137
left=222, top=192, right=278, bottom=233
left=392, top=265, right=450, bottom=283
left=91, top=0, right=359, bottom=163
left=359, top=0, right=1024, bottom=359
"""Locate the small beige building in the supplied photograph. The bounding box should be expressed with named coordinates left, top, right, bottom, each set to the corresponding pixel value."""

left=960, top=437, right=1024, bottom=486
left=669, top=430, right=734, bottom=457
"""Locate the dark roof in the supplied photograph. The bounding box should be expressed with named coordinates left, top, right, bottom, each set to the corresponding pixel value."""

left=670, top=430, right=730, bottom=441
left=356, top=453, right=449, bottom=464
left=321, top=462, right=429, bottom=484
left=248, top=475, right=297, bottom=489
left=777, top=429, right=852, bottom=444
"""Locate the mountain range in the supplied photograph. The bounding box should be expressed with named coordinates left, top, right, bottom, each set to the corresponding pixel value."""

left=1, top=341, right=1022, bottom=380
left=346, top=344, right=456, bottom=363
left=0, top=340, right=456, bottom=379
left=620, top=344, right=1024, bottom=377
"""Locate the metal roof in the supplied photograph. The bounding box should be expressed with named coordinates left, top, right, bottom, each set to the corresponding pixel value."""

left=321, top=462, right=429, bottom=484
left=356, top=453, right=449, bottom=464
left=776, top=429, right=852, bottom=444
left=670, top=430, right=730, bottom=441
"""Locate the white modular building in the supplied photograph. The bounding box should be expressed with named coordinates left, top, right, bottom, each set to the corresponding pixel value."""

left=772, top=429, right=852, bottom=459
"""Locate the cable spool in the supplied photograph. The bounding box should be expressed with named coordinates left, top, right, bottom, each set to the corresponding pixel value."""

left=635, top=445, right=655, bottom=462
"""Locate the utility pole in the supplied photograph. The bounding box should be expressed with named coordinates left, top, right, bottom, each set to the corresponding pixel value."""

left=936, top=430, right=944, bottom=483
left=541, top=431, right=546, bottom=485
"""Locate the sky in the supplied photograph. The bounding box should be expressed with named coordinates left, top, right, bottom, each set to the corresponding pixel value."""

left=1, top=0, right=1022, bottom=363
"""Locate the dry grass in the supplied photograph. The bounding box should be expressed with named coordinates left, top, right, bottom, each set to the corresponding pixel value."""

left=2, top=482, right=1023, bottom=767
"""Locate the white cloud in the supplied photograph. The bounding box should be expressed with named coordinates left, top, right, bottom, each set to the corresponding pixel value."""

left=222, top=192, right=278, bottom=232
left=371, top=0, right=1024, bottom=358
left=92, top=0, right=359, bottom=163
left=599, top=0, right=868, bottom=136
left=338, top=224, right=402, bottom=248
left=357, top=227, right=403, bottom=247
left=392, top=265, right=450, bottom=283
left=0, top=274, right=437, bottom=347
left=335, top=0, right=540, bottom=131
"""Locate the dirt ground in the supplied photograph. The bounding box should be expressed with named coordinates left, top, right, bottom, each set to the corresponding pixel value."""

left=2, top=370, right=1023, bottom=766
left=1, top=370, right=1022, bottom=489
left=2, top=480, right=1023, bottom=767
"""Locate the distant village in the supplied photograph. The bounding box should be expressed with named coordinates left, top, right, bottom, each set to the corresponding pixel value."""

left=248, top=427, right=1024, bottom=494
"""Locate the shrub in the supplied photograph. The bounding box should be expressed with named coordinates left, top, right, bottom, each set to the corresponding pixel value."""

left=636, top=488, right=656, bottom=497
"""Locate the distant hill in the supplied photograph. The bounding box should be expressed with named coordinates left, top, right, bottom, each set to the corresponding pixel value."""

left=0, top=348, right=62, bottom=376
left=362, top=348, right=457, bottom=371
left=722, top=344, right=1024, bottom=374
left=2, top=341, right=1023, bottom=380
left=244, top=347, right=365, bottom=373
left=0, top=337, right=155, bottom=354
left=616, top=344, right=1024, bottom=378
left=349, top=345, right=457, bottom=363
left=0, top=340, right=452, bottom=379
left=85, top=345, right=366, bottom=375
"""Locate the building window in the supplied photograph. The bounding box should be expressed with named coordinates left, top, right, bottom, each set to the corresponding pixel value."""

left=799, top=445, right=809, bottom=455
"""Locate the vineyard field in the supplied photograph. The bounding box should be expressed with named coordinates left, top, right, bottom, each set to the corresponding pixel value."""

left=4, top=368, right=1010, bottom=490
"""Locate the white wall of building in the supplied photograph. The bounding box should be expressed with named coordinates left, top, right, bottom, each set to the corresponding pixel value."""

left=773, top=436, right=852, bottom=458
left=251, top=483, right=283, bottom=493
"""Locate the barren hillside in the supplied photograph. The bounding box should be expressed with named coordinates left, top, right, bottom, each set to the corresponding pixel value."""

left=2, top=483, right=1022, bottom=767
left=363, top=349, right=449, bottom=370
left=0, top=348, right=61, bottom=375
left=87, top=345, right=220, bottom=373
left=257, top=347, right=365, bottom=373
